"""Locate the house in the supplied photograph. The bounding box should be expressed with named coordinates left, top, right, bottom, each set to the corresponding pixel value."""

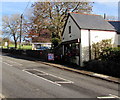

left=108, top=21, right=120, bottom=47
left=62, top=13, right=117, bottom=66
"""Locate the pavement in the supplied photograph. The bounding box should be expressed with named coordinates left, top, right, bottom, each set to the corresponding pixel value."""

left=37, top=61, right=120, bottom=84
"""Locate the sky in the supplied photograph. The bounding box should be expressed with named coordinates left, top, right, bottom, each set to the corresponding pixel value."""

left=1, top=1, right=119, bottom=17
left=0, top=0, right=119, bottom=31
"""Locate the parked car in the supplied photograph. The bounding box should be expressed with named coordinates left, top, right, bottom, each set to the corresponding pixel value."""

left=35, top=46, right=50, bottom=50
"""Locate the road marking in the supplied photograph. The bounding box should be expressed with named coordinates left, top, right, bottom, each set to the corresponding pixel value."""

left=6, top=60, right=22, bottom=66
left=22, top=70, right=61, bottom=86
left=32, top=69, right=74, bottom=83
left=0, top=59, right=22, bottom=66
left=23, top=69, right=74, bottom=87
left=109, top=94, right=120, bottom=99
left=0, top=60, right=13, bottom=66
left=93, top=73, right=109, bottom=78
left=55, top=81, right=73, bottom=84
left=3, top=62, right=13, bottom=66
left=97, top=94, right=120, bottom=99
left=0, top=93, right=5, bottom=99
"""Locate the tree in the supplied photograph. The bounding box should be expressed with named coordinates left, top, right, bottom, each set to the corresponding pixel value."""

left=2, top=14, right=21, bottom=49
left=27, top=1, right=93, bottom=42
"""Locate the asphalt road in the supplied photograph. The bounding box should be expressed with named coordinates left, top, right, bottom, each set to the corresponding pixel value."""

left=0, top=53, right=119, bottom=99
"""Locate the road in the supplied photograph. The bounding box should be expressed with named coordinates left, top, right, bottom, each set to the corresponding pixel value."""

left=0, top=53, right=119, bottom=99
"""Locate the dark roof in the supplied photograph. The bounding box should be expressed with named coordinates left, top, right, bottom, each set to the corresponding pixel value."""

left=108, top=21, right=120, bottom=33
left=70, top=13, right=115, bottom=31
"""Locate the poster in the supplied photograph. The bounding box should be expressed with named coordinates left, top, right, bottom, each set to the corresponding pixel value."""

left=48, top=53, right=54, bottom=61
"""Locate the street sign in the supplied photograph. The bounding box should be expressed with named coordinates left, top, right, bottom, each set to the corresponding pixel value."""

left=48, top=53, right=54, bottom=61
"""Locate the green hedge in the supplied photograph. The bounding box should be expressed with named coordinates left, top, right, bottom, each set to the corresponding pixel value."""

left=84, top=47, right=120, bottom=78
left=99, top=47, right=120, bottom=64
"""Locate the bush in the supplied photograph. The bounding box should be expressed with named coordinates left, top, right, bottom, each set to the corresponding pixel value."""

left=92, top=39, right=112, bottom=59
left=83, top=60, right=120, bottom=78
left=99, top=47, right=120, bottom=64
left=51, top=38, right=60, bottom=48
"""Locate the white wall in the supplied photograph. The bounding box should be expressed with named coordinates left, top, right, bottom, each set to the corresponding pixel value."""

left=81, top=30, right=89, bottom=62
left=117, top=34, right=120, bottom=45
left=81, top=29, right=117, bottom=63
left=90, top=30, right=117, bottom=46
left=62, top=17, right=80, bottom=42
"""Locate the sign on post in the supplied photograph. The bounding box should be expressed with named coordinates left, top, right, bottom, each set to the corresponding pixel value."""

left=48, top=53, right=54, bottom=61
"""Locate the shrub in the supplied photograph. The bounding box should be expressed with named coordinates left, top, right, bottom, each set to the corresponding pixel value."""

left=51, top=38, right=60, bottom=48
left=83, top=60, right=120, bottom=78
left=99, top=47, right=120, bottom=64
left=92, top=39, right=112, bottom=59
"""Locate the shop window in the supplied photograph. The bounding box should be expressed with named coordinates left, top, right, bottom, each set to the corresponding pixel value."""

left=64, top=43, right=79, bottom=57
left=118, top=45, right=120, bottom=47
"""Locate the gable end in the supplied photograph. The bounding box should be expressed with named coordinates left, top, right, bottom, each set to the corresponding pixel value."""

left=62, top=13, right=81, bottom=36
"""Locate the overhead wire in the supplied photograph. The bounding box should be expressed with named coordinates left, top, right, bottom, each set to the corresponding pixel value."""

left=22, top=0, right=31, bottom=15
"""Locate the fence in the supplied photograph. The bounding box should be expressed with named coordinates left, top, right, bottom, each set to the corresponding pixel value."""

left=1, top=48, right=54, bottom=61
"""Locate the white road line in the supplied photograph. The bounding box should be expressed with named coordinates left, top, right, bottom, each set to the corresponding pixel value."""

left=55, top=81, right=73, bottom=84
left=97, top=94, right=120, bottom=99
left=109, top=94, right=120, bottom=98
left=97, top=96, right=116, bottom=99
left=0, top=59, right=22, bottom=66
left=0, top=93, right=5, bottom=99
left=5, top=60, right=22, bottom=66
left=32, top=69, right=74, bottom=83
left=0, top=60, right=13, bottom=66
left=3, top=62, right=13, bottom=66
left=22, top=70, right=61, bottom=86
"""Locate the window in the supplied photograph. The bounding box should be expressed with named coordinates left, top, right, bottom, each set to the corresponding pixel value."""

left=118, top=45, right=120, bottom=47
left=69, top=26, right=71, bottom=34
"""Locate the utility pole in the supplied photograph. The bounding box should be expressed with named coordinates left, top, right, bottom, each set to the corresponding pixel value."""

left=19, top=14, right=23, bottom=49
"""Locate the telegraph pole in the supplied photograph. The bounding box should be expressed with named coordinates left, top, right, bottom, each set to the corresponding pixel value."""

left=19, top=0, right=30, bottom=49
left=19, top=14, right=23, bottom=49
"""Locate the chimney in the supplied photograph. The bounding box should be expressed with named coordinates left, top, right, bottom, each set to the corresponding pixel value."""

left=104, top=13, right=106, bottom=19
